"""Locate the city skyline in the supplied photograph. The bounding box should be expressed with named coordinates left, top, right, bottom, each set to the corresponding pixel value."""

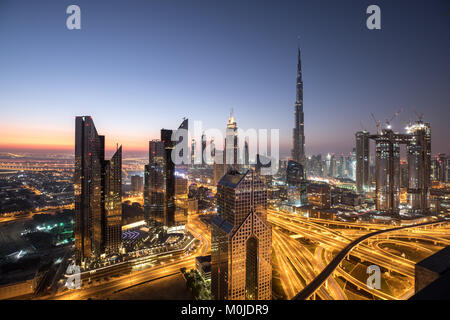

left=1, top=1, right=450, bottom=303
left=0, top=0, right=449, bottom=157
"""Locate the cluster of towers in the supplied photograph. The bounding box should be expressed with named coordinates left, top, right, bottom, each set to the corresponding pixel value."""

left=74, top=116, right=123, bottom=264
left=144, top=119, right=188, bottom=228
left=210, top=45, right=306, bottom=300
left=355, top=121, right=432, bottom=216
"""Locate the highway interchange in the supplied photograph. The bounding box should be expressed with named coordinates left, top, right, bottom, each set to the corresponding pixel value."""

left=23, top=206, right=450, bottom=300
left=269, top=208, right=450, bottom=300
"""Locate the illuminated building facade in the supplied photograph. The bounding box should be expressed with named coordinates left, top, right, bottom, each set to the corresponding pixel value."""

left=406, top=121, right=431, bottom=213
left=292, top=47, right=306, bottom=167
left=373, top=129, right=401, bottom=215
left=144, top=140, right=166, bottom=225
left=224, top=112, right=239, bottom=171
left=211, top=169, right=271, bottom=300
left=431, top=153, right=447, bottom=183
left=103, top=147, right=123, bottom=255
left=307, top=183, right=331, bottom=209
left=74, top=116, right=122, bottom=263
left=213, top=114, right=240, bottom=186
left=359, top=120, right=432, bottom=216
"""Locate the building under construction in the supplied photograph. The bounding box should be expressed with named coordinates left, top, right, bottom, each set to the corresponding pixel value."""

left=357, top=120, right=431, bottom=217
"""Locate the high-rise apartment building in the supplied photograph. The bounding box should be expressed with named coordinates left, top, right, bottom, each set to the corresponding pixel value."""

left=211, top=169, right=272, bottom=300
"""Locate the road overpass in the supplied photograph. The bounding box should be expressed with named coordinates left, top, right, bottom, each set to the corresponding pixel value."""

left=292, top=219, right=449, bottom=300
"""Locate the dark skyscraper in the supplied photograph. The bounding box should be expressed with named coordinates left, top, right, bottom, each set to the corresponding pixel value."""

left=145, top=139, right=166, bottom=225
left=211, top=169, right=271, bottom=300
left=286, top=160, right=307, bottom=206
left=103, top=146, right=123, bottom=255
left=292, top=47, right=305, bottom=167
left=373, top=129, right=401, bottom=215
left=436, top=153, right=448, bottom=183
left=201, top=132, right=207, bottom=167
left=144, top=119, right=187, bottom=227
left=355, top=131, right=370, bottom=193
left=131, top=175, right=143, bottom=193
left=74, top=116, right=122, bottom=263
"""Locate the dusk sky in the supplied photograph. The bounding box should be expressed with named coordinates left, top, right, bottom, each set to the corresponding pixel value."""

left=0, top=0, right=449, bottom=158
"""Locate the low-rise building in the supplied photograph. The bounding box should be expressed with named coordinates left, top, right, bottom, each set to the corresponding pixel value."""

left=195, top=255, right=211, bottom=280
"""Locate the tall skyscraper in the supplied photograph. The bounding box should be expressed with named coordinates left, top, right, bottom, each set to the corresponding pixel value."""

left=292, top=47, right=305, bottom=167
left=355, top=131, right=370, bottom=193
left=145, top=139, right=167, bottom=225
left=214, top=114, right=240, bottom=186
left=432, top=153, right=448, bottom=183
left=191, top=138, right=196, bottom=166
left=349, top=148, right=357, bottom=181
left=406, top=121, right=431, bottom=213
left=365, top=119, right=432, bottom=216
left=103, top=146, right=123, bottom=255
left=144, top=119, right=187, bottom=227
left=74, top=116, right=122, bottom=263
left=131, top=175, right=143, bottom=193
left=438, top=154, right=448, bottom=183
left=213, top=149, right=225, bottom=186
left=211, top=169, right=272, bottom=300
left=244, top=140, right=249, bottom=169
left=286, top=160, right=307, bottom=206
left=201, top=132, right=207, bottom=167
left=373, top=128, right=401, bottom=215
left=225, top=111, right=239, bottom=171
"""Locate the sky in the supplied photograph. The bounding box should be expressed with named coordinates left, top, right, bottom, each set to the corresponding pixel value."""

left=0, top=0, right=449, bottom=158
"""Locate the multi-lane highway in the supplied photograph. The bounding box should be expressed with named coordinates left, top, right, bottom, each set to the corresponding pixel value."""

left=268, top=208, right=450, bottom=300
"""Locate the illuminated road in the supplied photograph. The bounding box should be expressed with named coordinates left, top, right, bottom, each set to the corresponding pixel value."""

left=268, top=207, right=450, bottom=300
left=186, top=214, right=211, bottom=256
left=50, top=258, right=195, bottom=300
left=39, top=214, right=209, bottom=300
left=0, top=204, right=74, bottom=224
left=292, top=219, right=448, bottom=300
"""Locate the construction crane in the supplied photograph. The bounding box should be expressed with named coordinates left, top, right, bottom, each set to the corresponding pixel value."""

left=371, top=113, right=381, bottom=134
left=414, top=110, right=424, bottom=122
left=385, top=108, right=403, bottom=130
